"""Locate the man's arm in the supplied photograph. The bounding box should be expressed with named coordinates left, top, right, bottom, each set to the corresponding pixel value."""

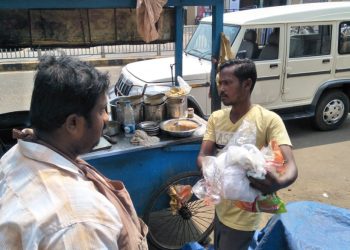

left=197, top=140, right=216, bottom=171
left=248, top=144, right=298, bottom=194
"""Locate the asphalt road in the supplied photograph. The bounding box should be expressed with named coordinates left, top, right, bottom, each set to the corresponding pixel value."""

left=280, top=116, right=350, bottom=209
left=0, top=66, right=122, bottom=114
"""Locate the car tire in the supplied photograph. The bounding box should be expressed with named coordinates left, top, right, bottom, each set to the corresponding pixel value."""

left=313, top=90, right=349, bottom=131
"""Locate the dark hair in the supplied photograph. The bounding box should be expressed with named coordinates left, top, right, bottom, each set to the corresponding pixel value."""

left=219, top=58, right=257, bottom=92
left=30, top=55, right=109, bottom=132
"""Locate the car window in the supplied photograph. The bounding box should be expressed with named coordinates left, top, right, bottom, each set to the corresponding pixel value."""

left=339, top=22, right=350, bottom=54
left=237, top=29, right=259, bottom=59
left=245, top=27, right=280, bottom=61
left=289, top=24, right=332, bottom=58
left=185, top=23, right=239, bottom=60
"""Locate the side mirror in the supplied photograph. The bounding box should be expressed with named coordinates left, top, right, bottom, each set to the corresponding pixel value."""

left=236, top=50, right=247, bottom=59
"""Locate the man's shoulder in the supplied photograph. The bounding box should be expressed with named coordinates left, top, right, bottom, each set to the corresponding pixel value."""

left=210, top=107, right=231, bottom=119
left=251, top=104, right=281, bottom=120
left=1, top=147, right=119, bottom=225
left=1, top=143, right=19, bottom=161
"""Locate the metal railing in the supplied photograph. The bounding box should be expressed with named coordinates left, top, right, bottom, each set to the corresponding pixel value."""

left=0, top=25, right=197, bottom=61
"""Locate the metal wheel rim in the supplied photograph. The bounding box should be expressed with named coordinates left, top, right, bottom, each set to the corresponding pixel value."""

left=148, top=200, right=214, bottom=249
left=322, top=98, right=345, bottom=124
left=146, top=174, right=214, bottom=249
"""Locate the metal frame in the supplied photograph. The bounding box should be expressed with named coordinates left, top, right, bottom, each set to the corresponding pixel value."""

left=0, top=0, right=223, bottom=111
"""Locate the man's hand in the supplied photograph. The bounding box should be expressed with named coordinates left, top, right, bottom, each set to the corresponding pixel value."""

left=248, top=169, right=282, bottom=194
left=248, top=145, right=298, bottom=194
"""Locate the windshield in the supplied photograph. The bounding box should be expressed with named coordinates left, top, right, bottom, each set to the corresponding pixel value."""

left=185, top=23, right=239, bottom=60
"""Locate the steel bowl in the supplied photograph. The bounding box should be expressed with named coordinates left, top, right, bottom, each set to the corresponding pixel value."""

left=159, top=118, right=201, bottom=138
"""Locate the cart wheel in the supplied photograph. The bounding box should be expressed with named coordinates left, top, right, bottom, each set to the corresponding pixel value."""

left=143, top=171, right=214, bottom=250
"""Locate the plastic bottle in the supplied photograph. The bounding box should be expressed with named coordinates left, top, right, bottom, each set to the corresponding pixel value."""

left=123, top=101, right=135, bottom=137
left=187, top=107, right=194, bottom=118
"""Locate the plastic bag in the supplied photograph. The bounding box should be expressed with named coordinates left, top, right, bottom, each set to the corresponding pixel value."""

left=235, top=140, right=287, bottom=214
left=193, top=119, right=262, bottom=203
left=262, top=140, right=286, bottom=174
left=235, top=193, right=286, bottom=214
left=177, top=76, right=192, bottom=95
left=168, top=184, right=193, bottom=215
left=193, top=119, right=287, bottom=213
left=221, top=145, right=264, bottom=202
left=222, top=119, right=257, bottom=150
left=192, top=156, right=223, bottom=205
left=225, top=144, right=266, bottom=179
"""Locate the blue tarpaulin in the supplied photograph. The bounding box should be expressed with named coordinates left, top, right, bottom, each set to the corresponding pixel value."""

left=250, top=201, right=350, bottom=250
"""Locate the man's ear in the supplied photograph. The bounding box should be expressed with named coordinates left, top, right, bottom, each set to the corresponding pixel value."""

left=243, top=78, right=253, bottom=91
left=64, top=114, right=85, bottom=136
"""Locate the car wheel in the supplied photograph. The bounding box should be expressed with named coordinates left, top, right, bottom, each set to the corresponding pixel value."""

left=313, top=90, right=349, bottom=131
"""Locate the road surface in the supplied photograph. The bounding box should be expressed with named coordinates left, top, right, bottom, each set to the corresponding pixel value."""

left=0, top=66, right=122, bottom=114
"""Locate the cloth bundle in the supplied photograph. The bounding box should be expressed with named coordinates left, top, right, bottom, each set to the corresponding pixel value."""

left=136, top=0, right=167, bottom=43
left=130, top=130, right=160, bottom=146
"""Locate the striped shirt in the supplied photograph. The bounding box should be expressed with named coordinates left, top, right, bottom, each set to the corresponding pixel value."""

left=0, top=140, right=122, bottom=249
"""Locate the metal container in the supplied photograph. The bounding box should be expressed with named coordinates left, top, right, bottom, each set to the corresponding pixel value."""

left=166, top=96, right=187, bottom=119
left=144, top=93, right=167, bottom=122
left=110, top=95, right=143, bottom=124
left=144, top=102, right=166, bottom=122
left=105, top=120, right=121, bottom=136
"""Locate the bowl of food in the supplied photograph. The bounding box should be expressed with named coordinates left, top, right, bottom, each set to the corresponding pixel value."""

left=160, top=118, right=201, bottom=138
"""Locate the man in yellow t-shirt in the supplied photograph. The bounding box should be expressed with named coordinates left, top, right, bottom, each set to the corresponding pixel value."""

left=197, top=59, right=298, bottom=250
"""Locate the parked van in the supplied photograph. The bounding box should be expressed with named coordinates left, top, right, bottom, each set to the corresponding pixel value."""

left=114, top=2, right=350, bottom=130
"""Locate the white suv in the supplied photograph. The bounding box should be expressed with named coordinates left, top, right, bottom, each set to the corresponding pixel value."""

left=114, top=2, right=350, bottom=130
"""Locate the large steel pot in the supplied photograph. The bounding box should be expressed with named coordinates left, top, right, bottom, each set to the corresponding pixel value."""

left=110, top=95, right=143, bottom=124
left=144, top=93, right=167, bottom=122
left=166, top=95, right=187, bottom=119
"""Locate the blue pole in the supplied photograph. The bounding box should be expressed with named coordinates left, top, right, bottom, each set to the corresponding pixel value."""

left=174, top=5, right=183, bottom=86
left=210, top=0, right=224, bottom=111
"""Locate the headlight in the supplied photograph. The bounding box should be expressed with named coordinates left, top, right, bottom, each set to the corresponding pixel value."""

left=129, top=85, right=171, bottom=96
left=144, top=85, right=171, bottom=95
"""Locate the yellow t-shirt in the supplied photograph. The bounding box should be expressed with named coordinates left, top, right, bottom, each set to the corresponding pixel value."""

left=203, top=104, right=292, bottom=231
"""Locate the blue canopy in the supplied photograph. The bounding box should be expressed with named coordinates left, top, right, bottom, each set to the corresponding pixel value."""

left=250, top=201, right=350, bottom=250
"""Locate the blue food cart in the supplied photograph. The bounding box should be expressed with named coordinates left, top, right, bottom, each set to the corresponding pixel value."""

left=82, top=117, right=214, bottom=249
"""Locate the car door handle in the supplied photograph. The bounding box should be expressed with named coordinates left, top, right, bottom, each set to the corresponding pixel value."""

left=270, top=64, right=278, bottom=68
left=322, top=59, right=330, bottom=63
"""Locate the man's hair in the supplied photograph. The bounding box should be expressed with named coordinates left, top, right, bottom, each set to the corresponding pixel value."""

left=219, top=58, right=257, bottom=92
left=30, top=54, right=109, bottom=132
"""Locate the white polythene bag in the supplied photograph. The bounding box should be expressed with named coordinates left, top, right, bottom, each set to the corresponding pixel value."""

left=221, top=145, right=263, bottom=202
